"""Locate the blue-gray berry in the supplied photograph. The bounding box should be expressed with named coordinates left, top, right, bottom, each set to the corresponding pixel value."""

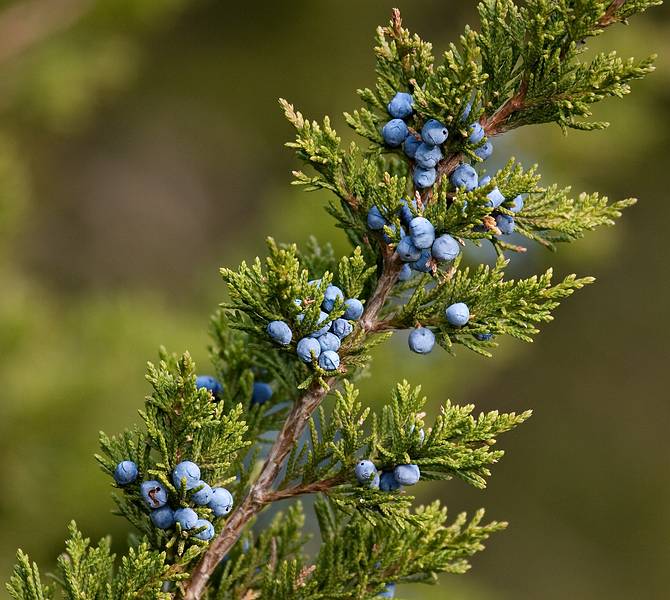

left=403, top=134, right=421, bottom=159
left=297, top=337, right=321, bottom=363
left=367, top=206, right=387, bottom=230
left=398, top=264, right=412, bottom=281
left=300, top=311, right=330, bottom=338
left=251, top=382, right=273, bottom=405
left=398, top=198, right=415, bottom=228
left=318, top=350, right=340, bottom=371
left=195, top=375, right=223, bottom=399
left=469, top=122, right=485, bottom=144
left=478, top=175, right=491, bottom=187
left=431, top=234, right=460, bottom=262
left=150, top=506, right=175, bottom=530
left=141, top=480, right=168, bottom=509
left=411, top=249, right=433, bottom=273
left=267, top=321, right=292, bottom=346
left=318, top=332, right=341, bottom=353
left=331, top=318, right=353, bottom=339
left=379, top=471, right=402, bottom=492
left=378, top=583, right=396, bottom=598
left=408, top=327, right=435, bottom=354
left=421, top=119, right=448, bottom=145
left=113, top=461, right=138, bottom=486
left=461, top=101, right=473, bottom=122
left=446, top=302, right=470, bottom=327
left=172, top=461, right=201, bottom=490
left=387, top=92, right=413, bottom=119
left=322, top=285, right=344, bottom=312
left=343, top=298, right=364, bottom=320
left=194, top=519, right=215, bottom=541
left=382, top=119, right=409, bottom=147
left=209, top=487, right=234, bottom=517
left=175, top=507, right=199, bottom=530
left=397, top=236, right=422, bottom=262
left=450, top=164, right=478, bottom=191
left=355, top=460, right=377, bottom=484
left=474, top=140, right=493, bottom=160
left=394, top=464, right=420, bottom=486
left=510, top=194, right=524, bottom=213
left=486, top=187, right=505, bottom=208
left=191, top=481, right=213, bottom=505
left=496, top=214, right=515, bottom=235
left=475, top=332, right=493, bottom=341
left=414, top=143, right=443, bottom=169
left=409, top=217, right=435, bottom=249
left=413, top=167, right=437, bottom=189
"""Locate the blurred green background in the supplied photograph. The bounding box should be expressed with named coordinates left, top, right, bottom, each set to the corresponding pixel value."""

left=0, top=1, right=668, bottom=598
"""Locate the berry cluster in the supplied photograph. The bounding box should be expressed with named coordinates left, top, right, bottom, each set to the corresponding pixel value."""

left=266, top=282, right=365, bottom=371
left=354, top=459, right=421, bottom=492
left=113, top=460, right=233, bottom=542
left=196, top=374, right=273, bottom=406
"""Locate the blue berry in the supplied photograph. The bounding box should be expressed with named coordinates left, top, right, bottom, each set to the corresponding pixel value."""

left=191, top=481, right=213, bottom=505
left=478, top=175, right=491, bottom=187
left=393, top=464, right=420, bottom=486
left=421, top=119, right=448, bottom=145
left=318, top=350, right=340, bottom=371
left=486, top=187, right=505, bottom=208
left=398, top=264, right=412, bottom=281
left=195, top=375, right=223, bottom=399
left=446, top=302, right=470, bottom=327
left=251, top=382, right=273, bottom=405
left=408, top=327, right=435, bottom=354
left=318, top=332, right=341, bottom=353
left=474, top=140, right=493, bottom=160
left=397, top=236, right=422, bottom=262
left=172, top=461, right=201, bottom=490
left=300, top=311, right=330, bottom=338
left=414, top=143, right=443, bottom=169
left=413, top=167, right=436, bottom=189
left=382, top=119, right=409, bottom=147
left=367, top=206, right=387, bottom=230
left=113, top=461, right=138, bottom=486
left=379, top=471, right=402, bottom=492
left=141, top=480, right=168, bottom=509
left=322, top=285, right=344, bottom=312
left=387, top=92, right=413, bottom=119
left=175, top=507, right=199, bottom=530
left=378, top=583, right=396, bottom=598
left=510, top=194, right=524, bottom=213
left=403, top=134, right=421, bottom=159
left=267, top=321, right=292, bottom=346
left=150, top=506, right=175, bottom=530
left=297, top=337, right=321, bottom=363
left=461, top=101, right=473, bottom=122
left=431, top=234, right=460, bottom=262
left=409, top=217, right=435, bottom=249
left=331, top=318, right=353, bottom=339
left=209, top=487, right=234, bottom=517
left=475, top=332, right=493, bottom=341
left=370, top=472, right=381, bottom=489
left=194, top=519, right=215, bottom=541
left=469, top=122, right=485, bottom=144
left=496, top=214, right=515, bottom=235
left=398, top=198, right=415, bottom=228
left=411, top=249, right=433, bottom=273
left=450, top=164, right=478, bottom=191
left=355, top=460, right=377, bottom=484
left=343, top=298, right=364, bottom=320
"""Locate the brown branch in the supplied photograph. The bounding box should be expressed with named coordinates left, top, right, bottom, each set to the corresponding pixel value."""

left=264, top=475, right=346, bottom=503
left=183, top=248, right=406, bottom=599
left=0, top=0, right=92, bottom=65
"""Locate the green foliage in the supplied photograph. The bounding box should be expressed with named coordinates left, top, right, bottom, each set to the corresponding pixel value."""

left=7, top=3, right=658, bottom=599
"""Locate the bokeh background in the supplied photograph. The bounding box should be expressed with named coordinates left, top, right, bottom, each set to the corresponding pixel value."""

left=0, top=1, right=668, bottom=598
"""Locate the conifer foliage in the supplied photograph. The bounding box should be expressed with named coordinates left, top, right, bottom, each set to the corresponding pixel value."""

left=7, top=2, right=659, bottom=598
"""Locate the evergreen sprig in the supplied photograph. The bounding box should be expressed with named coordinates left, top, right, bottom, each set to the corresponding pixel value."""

left=8, top=3, right=657, bottom=599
